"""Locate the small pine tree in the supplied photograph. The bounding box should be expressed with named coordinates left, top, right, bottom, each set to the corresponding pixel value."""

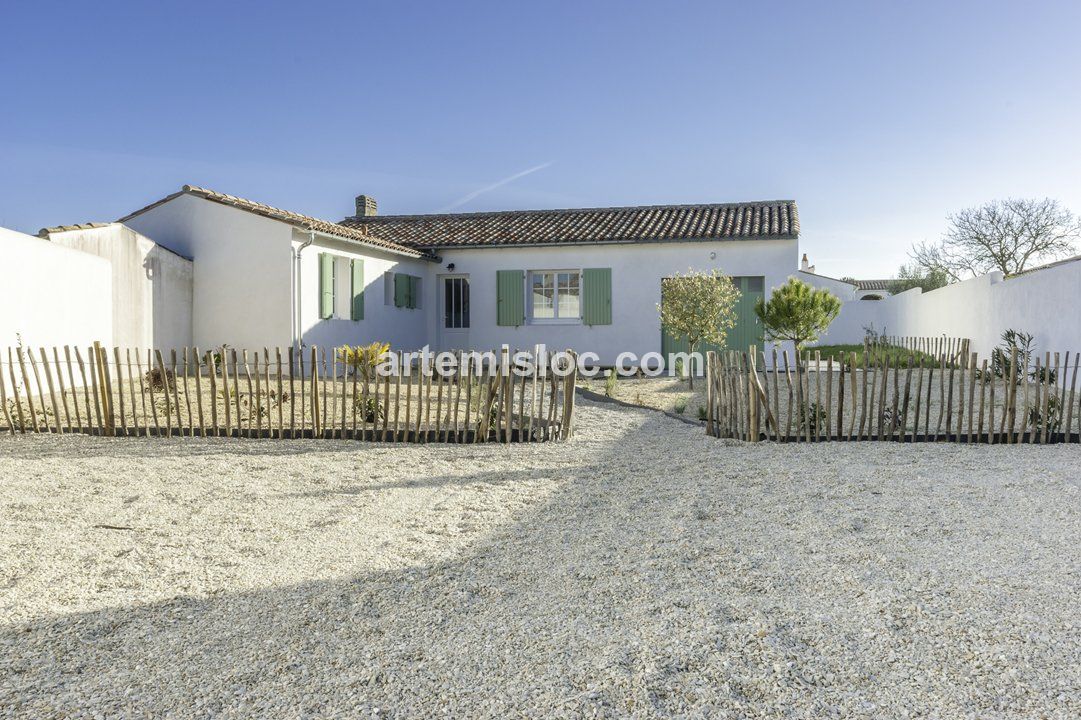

left=754, top=278, right=841, bottom=352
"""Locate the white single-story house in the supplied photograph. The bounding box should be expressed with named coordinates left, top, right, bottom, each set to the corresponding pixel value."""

left=109, top=185, right=800, bottom=365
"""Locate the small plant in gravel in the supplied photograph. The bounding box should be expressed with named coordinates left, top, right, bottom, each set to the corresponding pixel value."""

left=674, top=398, right=688, bottom=415
left=604, top=370, right=617, bottom=397
left=697, top=404, right=708, bottom=421
left=981, top=329, right=1058, bottom=384
left=340, top=342, right=391, bottom=379
left=358, top=396, right=384, bottom=424
left=799, top=400, right=828, bottom=435
left=1028, top=395, right=1063, bottom=436
left=144, top=366, right=175, bottom=391
left=674, top=357, right=685, bottom=381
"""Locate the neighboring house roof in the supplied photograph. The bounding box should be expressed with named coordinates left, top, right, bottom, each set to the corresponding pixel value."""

left=856, top=279, right=892, bottom=291
left=37, top=222, right=113, bottom=236
left=340, top=200, right=798, bottom=249
left=118, top=185, right=429, bottom=258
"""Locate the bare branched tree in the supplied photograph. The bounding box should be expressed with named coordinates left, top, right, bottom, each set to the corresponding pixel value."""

left=911, top=198, right=1080, bottom=280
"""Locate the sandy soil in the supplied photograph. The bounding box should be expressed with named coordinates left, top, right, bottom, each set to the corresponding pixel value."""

left=1, top=401, right=1079, bottom=718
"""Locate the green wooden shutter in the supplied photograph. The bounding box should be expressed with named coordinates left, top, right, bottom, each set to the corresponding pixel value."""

left=319, top=253, right=335, bottom=319
left=350, top=259, right=364, bottom=320
left=496, top=270, right=525, bottom=326
left=394, top=272, right=408, bottom=307
left=408, top=275, right=420, bottom=309
left=582, top=268, right=612, bottom=325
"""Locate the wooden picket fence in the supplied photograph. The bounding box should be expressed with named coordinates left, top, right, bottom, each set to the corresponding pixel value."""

left=872, top=336, right=971, bottom=365
left=0, top=344, right=577, bottom=443
left=706, top=346, right=1080, bottom=444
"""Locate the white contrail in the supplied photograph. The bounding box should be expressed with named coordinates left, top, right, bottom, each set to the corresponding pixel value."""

left=439, top=162, right=553, bottom=211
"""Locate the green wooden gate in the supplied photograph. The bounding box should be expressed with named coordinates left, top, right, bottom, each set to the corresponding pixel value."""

left=661, top=276, right=765, bottom=360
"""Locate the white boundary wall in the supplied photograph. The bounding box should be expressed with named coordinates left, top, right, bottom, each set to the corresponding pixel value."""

left=0, top=227, right=112, bottom=350
left=817, top=258, right=1081, bottom=358
left=46, top=224, right=193, bottom=353
left=1, top=227, right=112, bottom=396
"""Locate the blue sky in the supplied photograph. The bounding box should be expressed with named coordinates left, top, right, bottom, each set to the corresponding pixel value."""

left=2, top=0, right=1080, bottom=277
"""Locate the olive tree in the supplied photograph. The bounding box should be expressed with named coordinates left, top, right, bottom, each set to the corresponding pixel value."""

left=657, top=269, right=740, bottom=388
left=754, top=277, right=841, bottom=353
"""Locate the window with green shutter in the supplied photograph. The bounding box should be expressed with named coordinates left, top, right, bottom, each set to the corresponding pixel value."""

left=319, top=253, right=335, bottom=319
left=350, top=259, right=364, bottom=321
left=582, top=268, right=612, bottom=325
left=392, top=272, right=421, bottom=310
left=497, top=270, right=525, bottom=326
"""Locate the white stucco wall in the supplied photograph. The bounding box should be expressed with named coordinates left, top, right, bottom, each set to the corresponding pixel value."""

left=123, top=194, right=294, bottom=350
left=0, top=227, right=112, bottom=394
left=423, top=238, right=799, bottom=364
left=46, top=223, right=193, bottom=353
left=294, top=231, right=430, bottom=351
left=816, top=259, right=1081, bottom=358
left=798, top=270, right=859, bottom=302
left=123, top=194, right=433, bottom=354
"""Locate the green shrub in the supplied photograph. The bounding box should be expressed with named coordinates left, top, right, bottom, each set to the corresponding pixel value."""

left=351, top=394, right=384, bottom=423
left=674, top=397, right=688, bottom=415
left=1028, top=396, right=1062, bottom=436
left=799, top=400, right=828, bottom=435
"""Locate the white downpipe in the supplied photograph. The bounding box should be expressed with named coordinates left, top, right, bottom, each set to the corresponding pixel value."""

left=293, top=230, right=315, bottom=350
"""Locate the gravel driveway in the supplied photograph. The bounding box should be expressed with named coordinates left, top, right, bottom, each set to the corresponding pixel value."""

left=1, top=400, right=1079, bottom=718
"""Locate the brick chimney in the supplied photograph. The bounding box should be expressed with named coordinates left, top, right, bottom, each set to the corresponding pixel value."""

left=355, top=194, right=377, bottom=217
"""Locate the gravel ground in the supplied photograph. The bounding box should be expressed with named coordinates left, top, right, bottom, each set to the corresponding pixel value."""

left=1, top=400, right=1079, bottom=718
left=578, top=375, right=707, bottom=418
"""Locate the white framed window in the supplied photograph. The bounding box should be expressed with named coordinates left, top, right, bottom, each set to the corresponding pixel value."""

left=529, top=270, right=580, bottom=322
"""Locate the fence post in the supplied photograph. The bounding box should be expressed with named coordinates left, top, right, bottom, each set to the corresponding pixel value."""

left=95, top=341, right=115, bottom=437
left=0, top=351, right=13, bottom=434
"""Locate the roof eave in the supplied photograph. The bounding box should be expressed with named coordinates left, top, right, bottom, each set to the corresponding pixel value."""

left=416, top=233, right=798, bottom=251
left=307, top=228, right=433, bottom=260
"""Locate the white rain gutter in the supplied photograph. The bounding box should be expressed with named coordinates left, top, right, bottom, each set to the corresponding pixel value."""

left=292, top=228, right=315, bottom=350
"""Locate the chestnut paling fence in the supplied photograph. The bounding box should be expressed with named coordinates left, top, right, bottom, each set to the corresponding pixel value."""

left=0, top=344, right=578, bottom=443
left=871, top=336, right=971, bottom=365
left=706, top=344, right=1080, bottom=444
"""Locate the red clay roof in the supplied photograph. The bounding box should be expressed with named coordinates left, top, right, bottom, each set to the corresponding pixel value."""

left=119, top=185, right=429, bottom=258
left=341, top=200, right=798, bottom=249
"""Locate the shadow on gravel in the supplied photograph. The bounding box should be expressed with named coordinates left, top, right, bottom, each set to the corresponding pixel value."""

left=1, top=406, right=1079, bottom=717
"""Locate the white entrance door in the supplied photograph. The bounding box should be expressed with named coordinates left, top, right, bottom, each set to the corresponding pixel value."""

left=439, top=275, right=470, bottom=350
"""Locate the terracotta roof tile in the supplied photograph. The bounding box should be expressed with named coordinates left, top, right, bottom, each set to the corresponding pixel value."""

left=341, top=200, right=798, bottom=249
left=118, top=186, right=429, bottom=258
left=36, top=222, right=112, bottom=237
